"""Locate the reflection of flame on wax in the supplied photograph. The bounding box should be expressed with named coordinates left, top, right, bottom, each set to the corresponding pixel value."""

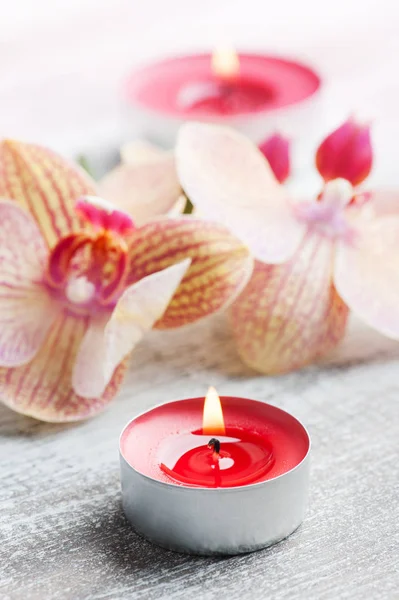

left=203, top=386, right=226, bottom=436
left=211, top=45, right=240, bottom=81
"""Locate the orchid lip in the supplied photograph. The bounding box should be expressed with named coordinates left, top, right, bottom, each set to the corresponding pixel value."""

left=293, top=201, right=357, bottom=242
left=46, top=228, right=130, bottom=312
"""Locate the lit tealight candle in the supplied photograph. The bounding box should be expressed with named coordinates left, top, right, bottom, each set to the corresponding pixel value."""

left=119, top=388, right=310, bottom=555
left=211, top=44, right=241, bottom=81
left=176, top=46, right=275, bottom=115
left=159, top=387, right=275, bottom=487
left=125, top=48, right=323, bottom=163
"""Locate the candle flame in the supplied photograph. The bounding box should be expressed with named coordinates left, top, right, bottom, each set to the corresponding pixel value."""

left=211, top=44, right=240, bottom=81
left=203, top=386, right=226, bottom=435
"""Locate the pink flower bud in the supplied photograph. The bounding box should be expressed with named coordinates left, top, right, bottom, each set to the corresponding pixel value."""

left=258, top=133, right=290, bottom=183
left=315, top=119, right=372, bottom=186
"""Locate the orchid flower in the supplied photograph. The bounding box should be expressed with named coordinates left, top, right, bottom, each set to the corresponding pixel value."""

left=176, top=122, right=399, bottom=374
left=0, top=140, right=252, bottom=421
left=99, top=140, right=185, bottom=226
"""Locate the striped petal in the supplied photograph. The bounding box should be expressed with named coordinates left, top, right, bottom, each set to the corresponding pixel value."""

left=230, top=233, right=349, bottom=373
left=334, top=215, right=399, bottom=338
left=0, top=312, right=127, bottom=422
left=73, top=260, right=190, bottom=398
left=99, top=155, right=182, bottom=227
left=176, top=123, right=306, bottom=263
left=0, top=140, right=97, bottom=247
left=0, top=202, right=58, bottom=366
left=127, top=218, right=253, bottom=328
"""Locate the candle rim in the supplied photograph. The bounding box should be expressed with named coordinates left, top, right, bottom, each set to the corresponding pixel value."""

left=124, top=51, right=322, bottom=120
left=119, top=396, right=311, bottom=492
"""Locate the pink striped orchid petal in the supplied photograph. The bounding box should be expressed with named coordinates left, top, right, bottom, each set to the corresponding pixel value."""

left=230, top=233, right=349, bottom=374
left=334, top=215, right=399, bottom=338
left=176, top=123, right=306, bottom=264
left=127, top=218, right=253, bottom=329
left=99, top=153, right=182, bottom=227
left=0, top=140, right=97, bottom=247
left=0, top=312, right=127, bottom=422
left=0, top=202, right=59, bottom=367
left=73, top=260, right=191, bottom=398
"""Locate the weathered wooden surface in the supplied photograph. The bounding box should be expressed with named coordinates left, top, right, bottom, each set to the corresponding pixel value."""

left=1, top=314, right=398, bottom=600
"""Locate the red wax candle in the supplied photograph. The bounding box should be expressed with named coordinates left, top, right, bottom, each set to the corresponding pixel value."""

left=159, top=429, right=274, bottom=487
left=125, top=51, right=321, bottom=120
left=120, top=389, right=309, bottom=489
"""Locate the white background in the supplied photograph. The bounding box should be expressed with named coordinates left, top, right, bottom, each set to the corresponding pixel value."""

left=1, top=0, right=399, bottom=183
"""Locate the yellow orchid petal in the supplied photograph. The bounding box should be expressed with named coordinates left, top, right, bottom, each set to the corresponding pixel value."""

left=0, top=140, right=97, bottom=247
left=72, top=260, right=190, bottom=398
left=334, top=215, right=399, bottom=338
left=0, top=312, right=127, bottom=422
left=127, top=218, right=253, bottom=328
left=230, top=233, right=349, bottom=373
left=0, top=202, right=59, bottom=366
left=176, top=123, right=306, bottom=263
left=99, top=155, right=182, bottom=227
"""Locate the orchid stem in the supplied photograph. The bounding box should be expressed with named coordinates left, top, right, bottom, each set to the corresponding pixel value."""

left=183, top=195, right=194, bottom=215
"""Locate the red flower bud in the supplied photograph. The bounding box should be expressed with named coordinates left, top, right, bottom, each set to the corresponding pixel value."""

left=258, top=133, right=290, bottom=183
left=315, top=119, right=372, bottom=186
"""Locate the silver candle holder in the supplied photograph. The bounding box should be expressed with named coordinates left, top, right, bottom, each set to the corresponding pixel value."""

left=120, top=397, right=311, bottom=556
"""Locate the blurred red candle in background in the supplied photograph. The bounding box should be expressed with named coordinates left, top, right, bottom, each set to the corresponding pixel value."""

left=126, top=48, right=321, bottom=120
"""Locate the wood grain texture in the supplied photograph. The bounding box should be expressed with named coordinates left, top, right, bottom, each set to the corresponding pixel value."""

left=1, top=313, right=398, bottom=600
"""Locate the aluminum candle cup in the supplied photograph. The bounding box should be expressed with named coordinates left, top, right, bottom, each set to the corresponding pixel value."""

left=119, top=396, right=310, bottom=556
